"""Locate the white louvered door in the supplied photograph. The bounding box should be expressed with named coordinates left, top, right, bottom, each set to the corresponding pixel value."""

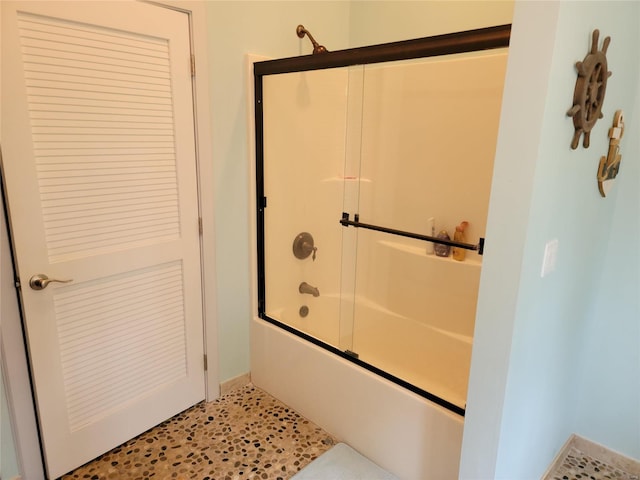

left=1, top=2, right=205, bottom=477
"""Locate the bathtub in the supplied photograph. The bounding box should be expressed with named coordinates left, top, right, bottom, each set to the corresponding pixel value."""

left=254, top=238, right=479, bottom=478
left=270, top=293, right=472, bottom=411
left=251, top=315, right=465, bottom=479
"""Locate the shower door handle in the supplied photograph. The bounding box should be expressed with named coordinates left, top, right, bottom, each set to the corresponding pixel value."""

left=339, top=212, right=485, bottom=254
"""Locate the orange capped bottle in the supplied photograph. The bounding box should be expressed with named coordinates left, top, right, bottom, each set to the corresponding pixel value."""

left=452, top=221, right=469, bottom=261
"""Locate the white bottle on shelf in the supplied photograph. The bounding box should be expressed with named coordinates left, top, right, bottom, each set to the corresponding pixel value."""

left=426, top=217, right=435, bottom=255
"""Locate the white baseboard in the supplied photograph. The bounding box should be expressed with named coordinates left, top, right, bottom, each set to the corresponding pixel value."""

left=542, top=434, right=640, bottom=479
left=220, top=373, right=251, bottom=396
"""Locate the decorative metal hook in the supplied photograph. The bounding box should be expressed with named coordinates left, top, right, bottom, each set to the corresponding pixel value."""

left=296, top=25, right=328, bottom=55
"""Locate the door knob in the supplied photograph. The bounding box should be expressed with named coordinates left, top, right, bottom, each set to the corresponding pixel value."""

left=29, top=274, right=73, bottom=290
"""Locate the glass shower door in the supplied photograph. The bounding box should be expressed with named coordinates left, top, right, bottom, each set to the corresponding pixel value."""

left=261, top=66, right=357, bottom=350
left=345, top=51, right=508, bottom=410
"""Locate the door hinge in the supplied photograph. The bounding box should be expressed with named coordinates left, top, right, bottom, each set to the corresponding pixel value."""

left=198, top=217, right=203, bottom=235
left=203, top=354, right=208, bottom=371
left=190, top=54, right=196, bottom=77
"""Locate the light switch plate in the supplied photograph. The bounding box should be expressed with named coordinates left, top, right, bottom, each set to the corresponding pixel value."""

left=541, top=239, right=559, bottom=277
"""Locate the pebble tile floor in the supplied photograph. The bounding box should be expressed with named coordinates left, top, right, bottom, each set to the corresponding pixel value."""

left=61, top=384, right=336, bottom=480
left=55, top=381, right=640, bottom=480
left=549, top=447, right=639, bottom=480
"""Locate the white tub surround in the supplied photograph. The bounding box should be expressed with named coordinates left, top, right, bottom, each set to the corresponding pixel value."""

left=251, top=317, right=465, bottom=480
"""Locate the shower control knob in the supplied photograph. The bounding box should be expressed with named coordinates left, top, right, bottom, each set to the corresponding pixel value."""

left=293, top=232, right=317, bottom=261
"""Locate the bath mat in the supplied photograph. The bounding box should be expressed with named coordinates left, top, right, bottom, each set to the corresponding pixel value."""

left=291, top=443, right=399, bottom=480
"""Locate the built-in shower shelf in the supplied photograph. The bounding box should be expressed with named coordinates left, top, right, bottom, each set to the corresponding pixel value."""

left=378, top=240, right=483, bottom=267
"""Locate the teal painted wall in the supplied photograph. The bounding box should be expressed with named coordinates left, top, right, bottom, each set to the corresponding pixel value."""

left=462, top=1, right=640, bottom=478
left=572, top=22, right=640, bottom=458
left=205, top=2, right=351, bottom=382
left=348, top=1, right=513, bottom=47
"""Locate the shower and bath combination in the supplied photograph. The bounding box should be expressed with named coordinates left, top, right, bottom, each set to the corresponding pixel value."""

left=255, top=24, right=510, bottom=417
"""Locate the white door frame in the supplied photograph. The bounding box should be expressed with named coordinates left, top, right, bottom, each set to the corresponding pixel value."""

left=146, top=0, right=219, bottom=403
left=0, top=1, right=218, bottom=478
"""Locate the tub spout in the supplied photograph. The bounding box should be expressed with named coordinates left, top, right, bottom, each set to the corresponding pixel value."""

left=299, top=282, right=320, bottom=297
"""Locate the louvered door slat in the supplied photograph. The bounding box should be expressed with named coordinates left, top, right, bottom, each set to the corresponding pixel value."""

left=33, top=121, right=174, bottom=131
left=43, top=201, right=177, bottom=220
left=22, top=47, right=170, bottom=73
left=45, top=205, right=177, bottom=227
left=28, top=88, right=172, bottom=106
left=33, top=127, right=175, bottom=136
left=38, top=171, right=177, bottom=187
left=36, top=148, right=176, bottom=158
left=40, top=183, right=178, bottom=201
left=29, top=110, right=173, bottom=123
left=39, top=165, right=176, bottom=177
left=41, top=193, right=178, bottom=211
left=24, top=63, right=172, bottom=86
left=22, top=53, right=170, bottom=78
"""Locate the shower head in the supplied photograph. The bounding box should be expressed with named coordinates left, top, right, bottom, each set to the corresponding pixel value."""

left=296, top=25, right=328, bottom=55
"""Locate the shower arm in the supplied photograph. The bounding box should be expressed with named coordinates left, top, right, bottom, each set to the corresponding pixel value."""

left=296, top=25, right=328, bottom=55
left=340, top=213, right=484, bottom=255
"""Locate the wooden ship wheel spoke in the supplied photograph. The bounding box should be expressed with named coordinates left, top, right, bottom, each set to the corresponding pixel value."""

left=567, top=29, right=612, bottom=149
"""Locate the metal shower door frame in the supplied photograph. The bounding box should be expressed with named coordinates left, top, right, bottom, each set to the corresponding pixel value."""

left=253, top=24, right=511, bottom=418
